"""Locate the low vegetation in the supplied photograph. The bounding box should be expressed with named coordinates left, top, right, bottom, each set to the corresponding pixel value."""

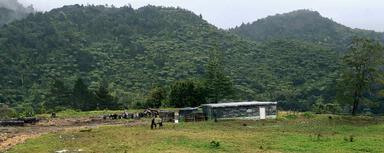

left=7, top=113, right=384, bottom=153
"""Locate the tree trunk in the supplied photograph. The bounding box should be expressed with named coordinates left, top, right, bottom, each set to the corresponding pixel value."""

left=351, top=99, right=358, bottom=116
left=351, top=90, right=359, bottom=116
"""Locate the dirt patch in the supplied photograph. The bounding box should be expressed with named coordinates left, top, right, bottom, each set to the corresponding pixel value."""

left=0, top=117, right=146, bottom=152
left=0, top=134, right=40, bottom=151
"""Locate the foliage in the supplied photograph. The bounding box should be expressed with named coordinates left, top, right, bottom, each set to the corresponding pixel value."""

left=145, top=86, right=167, bottom=108
left=209, top=140, right=220, bottom=148
left=312, top=102, right=342, bottom=114
left=204, top=52, right=233, bottom=103
left=45, top=79, right=72, bottom=111
left=0, top=103, right=17, bottom=119
left=169, top=79, right=207, bottom=108
left=230, top=9, right=384, bottom=51
left=0, top=0, right=34, bottom=26
left=302, top=112, right=315, bottom=118
left=337, top=38, right=384, bottom=115
left=284, top=114, right=298, bottom=120
left=94, top=81, right=119, bottom=110
left=0, top=5, right=381, bottom=113
left=72, top=77, right=92, bottom=110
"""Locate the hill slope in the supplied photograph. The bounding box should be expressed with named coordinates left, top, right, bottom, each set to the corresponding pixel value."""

left=0, top=5, right=338, bottom=111
left=0, top=0, right=34, bottom=26
left=230, top=9, right=384, bottom=51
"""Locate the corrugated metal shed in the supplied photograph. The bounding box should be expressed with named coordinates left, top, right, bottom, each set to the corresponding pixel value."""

left=201, top=101, right=277, bottom=108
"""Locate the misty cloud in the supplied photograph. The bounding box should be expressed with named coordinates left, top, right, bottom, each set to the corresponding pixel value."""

left=0, top=0, right=34, bottom=25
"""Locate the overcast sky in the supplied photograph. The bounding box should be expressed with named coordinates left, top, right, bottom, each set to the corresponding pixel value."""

left=18, top=0, right=384, bottom=32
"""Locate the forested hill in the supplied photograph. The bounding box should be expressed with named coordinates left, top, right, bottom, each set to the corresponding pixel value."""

left=230, top=9, right=384, bottom=51
left=0, top=5, right=338, bottom=112
left=0, top=0, right=34, bottom=26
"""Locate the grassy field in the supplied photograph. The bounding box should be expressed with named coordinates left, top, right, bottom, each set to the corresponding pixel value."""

left=36, top=108, right=178, bottom=119
left=7, top=113, right=384, bottom=153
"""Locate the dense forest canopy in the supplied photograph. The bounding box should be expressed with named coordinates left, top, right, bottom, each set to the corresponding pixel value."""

left=230, top=9, right=384, bottom=51
left=0, top=5, right=382, bottom=115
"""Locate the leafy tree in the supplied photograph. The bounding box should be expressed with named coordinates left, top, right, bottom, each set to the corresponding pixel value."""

left=94, top=81, right=119, bottom=110
left=204, top=53, right=233, bottom=103
left=145, top=86, right=167, bottom=108
left=337, top=38, right=384, bottom=115
left=0, top=103, right=17, bottom=119
left=45, top=79, right=71, bottom=111
left=72, top=77, right=92, bottom=110
left=169, top=80, right=206, bottom=107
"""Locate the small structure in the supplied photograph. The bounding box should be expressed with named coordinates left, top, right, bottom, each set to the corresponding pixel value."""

left=176, top=107, right=206, bottom=122
left=201, top=101, right=277, bottom=120
left=159, top=110, right=175, bottom=122
left=178, top=107, right=198, bottom=121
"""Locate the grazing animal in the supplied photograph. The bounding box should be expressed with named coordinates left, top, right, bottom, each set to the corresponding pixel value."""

left=110, top=114, right=118, bottom=119
left=121, top=112, right=129, bottom=119
left=151, top=115, right=163, bottom=129
left=144, top=109, right=159, bottom=117
left=51, top=112, right=57, bottom=118
left=22, top=117, right=40, bottom=124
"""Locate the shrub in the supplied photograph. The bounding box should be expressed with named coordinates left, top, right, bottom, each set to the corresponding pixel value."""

left=302, top=112, right=314, bottom=119
left=284, top=114, right=298, bottom=120
left=312, top=102, right=342, bottom=114
left=210, top=140, right=220, bottom=148
left=0, top=104, right=17, bottom=119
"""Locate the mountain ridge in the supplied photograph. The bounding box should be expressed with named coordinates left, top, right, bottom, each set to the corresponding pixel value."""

left=0, top=5, right=356, bottom=112
left=230, top=9, right=384, bottom=51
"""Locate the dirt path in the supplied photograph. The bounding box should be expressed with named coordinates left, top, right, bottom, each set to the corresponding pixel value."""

left=0, top=117, right=146, bottom=152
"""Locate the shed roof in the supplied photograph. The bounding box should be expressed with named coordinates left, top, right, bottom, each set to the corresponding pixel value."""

left=201, top=101, right=277, bottom=108
left=178, top=107, right=198, bottom=111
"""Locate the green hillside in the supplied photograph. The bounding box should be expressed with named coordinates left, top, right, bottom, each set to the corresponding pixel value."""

left=230, top=9, right=384, bottom=51
left=0, top=0, right=34, bottom=26
left=0, top=5, right=339, bottom=113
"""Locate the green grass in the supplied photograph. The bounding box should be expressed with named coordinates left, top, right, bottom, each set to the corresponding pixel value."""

left=8, top=114, right=384, bottom=153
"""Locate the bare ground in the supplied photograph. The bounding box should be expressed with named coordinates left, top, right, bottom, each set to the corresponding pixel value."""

left=0, top=117, right=145, bottom=152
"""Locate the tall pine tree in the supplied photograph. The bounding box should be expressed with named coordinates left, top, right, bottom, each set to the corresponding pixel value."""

left=204, top=51, right=233, bottom=103
left=72, top=78, right=91, bottom=110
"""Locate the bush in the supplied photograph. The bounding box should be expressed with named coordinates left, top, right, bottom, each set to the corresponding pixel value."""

left=210, top=140, right=220, bottom=148
left=284, top=114, right=298, bottom=120
left=312, top=102, right=341, bottom=114
left=302, top=112, right=314, bottom=119
left=145, top=86, right=166, bottom=108
left=0, top=104, right=17, bottom=119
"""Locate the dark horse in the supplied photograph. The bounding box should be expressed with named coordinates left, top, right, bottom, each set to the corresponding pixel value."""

left=151, top=115, right=163, bottom=129
left=144, top=108, right=159, bottom=117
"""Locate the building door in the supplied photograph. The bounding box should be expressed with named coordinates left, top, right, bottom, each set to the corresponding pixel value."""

left=259, top=107, right=266, bottom=119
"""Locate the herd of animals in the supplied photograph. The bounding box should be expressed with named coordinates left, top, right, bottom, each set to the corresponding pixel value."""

left=102, top=109, right=160, bottom=120
left=0, top=109, right=166, bottom=128
left=102, top=109, right=165, bottom=129
left=0, top=117, right=40, bottom=126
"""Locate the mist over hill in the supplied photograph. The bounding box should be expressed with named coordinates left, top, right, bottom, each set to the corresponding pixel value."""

left=0, top=0, right=34, bottom=26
